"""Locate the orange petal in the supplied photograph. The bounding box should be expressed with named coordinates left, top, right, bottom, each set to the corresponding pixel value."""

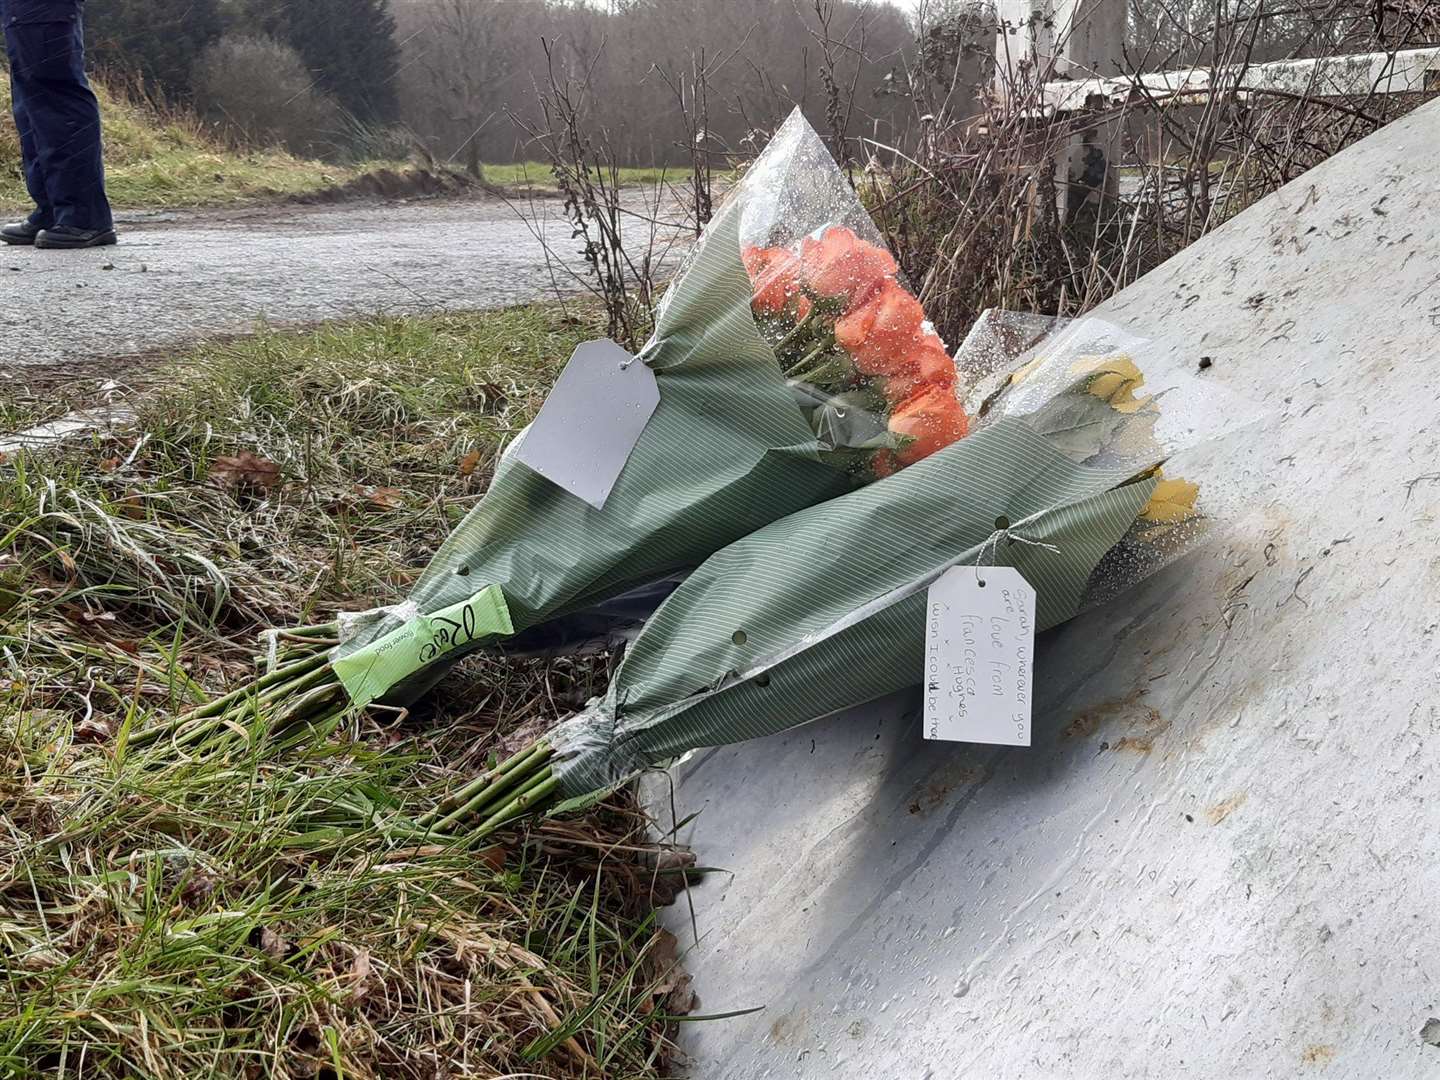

left=889, top=384, right=969, bottom=465
left=800, top=226, right=898, bottom=305
left=836, top=280, right=928, bottom=375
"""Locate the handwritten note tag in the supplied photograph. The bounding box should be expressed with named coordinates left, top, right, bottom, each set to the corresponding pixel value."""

left=924, top=565, right=1035, bottom=746
left=510, top=339, right=660, bottom=510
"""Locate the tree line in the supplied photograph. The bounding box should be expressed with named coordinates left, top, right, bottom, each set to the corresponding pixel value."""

left=87, top=0, right=400, bottom=123
left=84, top=0, right=944, bottom=165
left=85, top=0, right=1425, bottom=166
left=392, top=0, right=925, bottom=170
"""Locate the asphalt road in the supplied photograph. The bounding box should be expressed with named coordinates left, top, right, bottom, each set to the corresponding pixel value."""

left=0, top=195, right=687, bottom=373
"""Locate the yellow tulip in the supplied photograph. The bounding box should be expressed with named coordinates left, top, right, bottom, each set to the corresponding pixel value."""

left=1140, top=473, right=1200, bottom=523
left=1070, top=353, right=1151, bottom=414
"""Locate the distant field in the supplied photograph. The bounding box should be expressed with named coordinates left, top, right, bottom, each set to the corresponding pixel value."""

left=482, top=160, right=711, bottom=188
left=1, top=82, right=715, bottom=213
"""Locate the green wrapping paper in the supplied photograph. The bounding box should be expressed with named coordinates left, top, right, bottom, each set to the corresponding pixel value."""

left=544, top=417, right=1159, bottom=801
left=333, top=206, right=851, bottom=705
left=332, top=586, right=513, bottom=708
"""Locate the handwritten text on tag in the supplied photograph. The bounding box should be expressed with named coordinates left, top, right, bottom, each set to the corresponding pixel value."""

left=924, top=565, right=1035, bottom=746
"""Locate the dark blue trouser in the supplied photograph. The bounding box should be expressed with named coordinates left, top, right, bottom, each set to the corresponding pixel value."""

left=2, top=0, right=112, bottom=231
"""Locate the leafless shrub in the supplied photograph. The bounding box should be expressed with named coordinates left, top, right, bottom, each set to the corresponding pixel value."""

left=862, top=0, right=1438, bottom=348
left=809, top=0, right=870, bottom=170
left=193, top=34, right=345, bottom=158
left=512, top=40, right=668, bottom=351
left=649, top=48, right=736, bottom=235
left=495, top=0, right=1435, bottom=355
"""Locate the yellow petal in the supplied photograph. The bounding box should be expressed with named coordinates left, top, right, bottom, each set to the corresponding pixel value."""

left=1111, top=393, right=1154, bottom=415
left=1009, top=354, right=1046, bottom=385
left=1141, top=475, right=1200, bottom=523
left=1072, top=354, right=1146, bottom=407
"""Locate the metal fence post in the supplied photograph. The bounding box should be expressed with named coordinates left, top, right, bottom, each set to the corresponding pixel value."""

left=995, top=0, right=1126, bottom=219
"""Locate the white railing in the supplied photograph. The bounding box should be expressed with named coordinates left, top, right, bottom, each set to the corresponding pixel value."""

left=1039, top=45, right=1440, bottom=114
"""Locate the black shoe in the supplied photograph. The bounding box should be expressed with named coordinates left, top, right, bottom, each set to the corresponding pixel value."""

left=35, top=225, right=118, bottom=249
left=1, top=220, right=44, bottom=245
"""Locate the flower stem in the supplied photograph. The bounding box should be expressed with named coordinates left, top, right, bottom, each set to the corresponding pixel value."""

left=277, top=622, right=341, bottom=640
left=429, top=743, right=554, bottom=833
left=782, top=331, right=839, bottom=378
left=418, top=740, right=552, bottom=827
left=469, top=771, right=559, bottom=841
left=772, top=304, right=819, bottom=355
left=166, top=662, right=340, bottom=751
left=787, top=352, right=854, bottom=390
left=127, top=651, right=333, bottom=749
left=269, top=692, right=349, bottom=750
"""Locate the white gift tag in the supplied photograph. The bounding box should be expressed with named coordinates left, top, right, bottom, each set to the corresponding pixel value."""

left=923, top=564, right=1035, bottom=745
left=510, top=339, right=660, bottom=510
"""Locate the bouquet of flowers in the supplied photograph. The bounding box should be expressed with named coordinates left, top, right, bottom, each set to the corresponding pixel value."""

left=744, top=226, right=967, bottom=479
left=411, top=334, right=1227, bottom=838
left=130, top=111, right=969, bottom=756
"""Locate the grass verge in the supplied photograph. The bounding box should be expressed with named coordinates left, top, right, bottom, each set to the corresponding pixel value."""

left=1, top=305, right=695, bottom=1078
left=2, top=80, right=709, bottom=214
left=0, top=79, right=393, bottom=212
left=482, top=161, right=710, bottom=190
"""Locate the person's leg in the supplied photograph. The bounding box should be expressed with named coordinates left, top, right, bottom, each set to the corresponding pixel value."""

left=6, top=5, right=113, bottom=235
left=14, top=98, right=55, bottom=228
left=2, top=22, right=56, bottom=233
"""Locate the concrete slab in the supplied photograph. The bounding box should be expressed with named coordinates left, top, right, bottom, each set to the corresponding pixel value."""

left=651, top=98, right=1440, bottom=1077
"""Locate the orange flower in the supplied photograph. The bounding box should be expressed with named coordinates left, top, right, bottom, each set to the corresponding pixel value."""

left=883, top=340, right=957, bottom=404
left=834, top=279, right=927, bottom=376
left=799, top=226, right=897, bottom=305
left=740, top=245, right=773, bottom=279
left=742, top=245, right=804, bottom=316
left=889, top=384, right=969, bottom=465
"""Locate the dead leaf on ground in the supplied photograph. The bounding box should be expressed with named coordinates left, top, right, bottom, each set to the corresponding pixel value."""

left=181, top=873, right=216, bottom=908
left=116, top=492, right=146, bottom=520
left=75, top=717, right=112, bottom=742
left=468, top=381, right=508, bottom=413
left=257, top=926, right=288, bottom=960
left=473, top=844, right=510, bottom=871
left=647, top=848, right=698, bottom=907
left=354, top=484, right=406, bottom=511
left=646, top=929, right=696, bottom=1015
left=458, top=449, right=482, bottom=478
left=210, top=451, right=282, bottom=493
left=350, top=949, right=375, bottom=1003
